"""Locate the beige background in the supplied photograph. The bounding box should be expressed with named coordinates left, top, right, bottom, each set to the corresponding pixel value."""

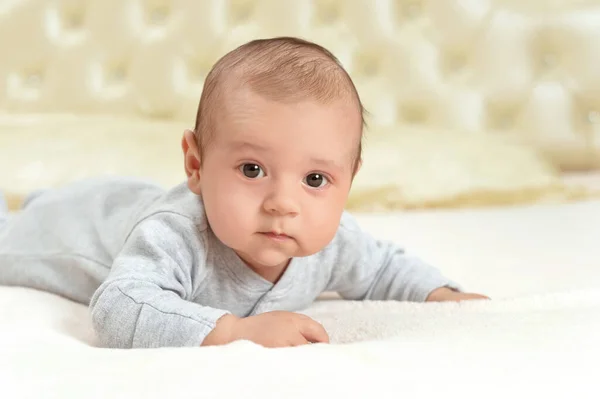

left=1, top=0, right=600, bottom=209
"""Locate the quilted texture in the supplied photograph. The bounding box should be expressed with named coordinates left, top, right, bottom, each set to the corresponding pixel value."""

left=0, top=0, right=599, bottom=170
left=1, top=1, right=600, bottom=209
left=1, top=114, right=594, bottom=212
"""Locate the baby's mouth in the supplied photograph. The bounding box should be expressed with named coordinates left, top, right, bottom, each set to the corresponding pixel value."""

left=260, top=231, right=292, bottom=242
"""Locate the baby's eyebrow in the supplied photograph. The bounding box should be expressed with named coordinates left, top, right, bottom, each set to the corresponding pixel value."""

left=227, top=141, right=269, bottom=152
left=228, top=140, right=346, bottom=172
left=309, top=157, right=345, bottom=172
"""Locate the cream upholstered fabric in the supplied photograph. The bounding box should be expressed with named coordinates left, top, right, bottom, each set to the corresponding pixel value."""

left=1, top=1, right=599, bottom=209
left=0, top=114, right=593, bottom=212
left=349, top=126, right=591, bottom=210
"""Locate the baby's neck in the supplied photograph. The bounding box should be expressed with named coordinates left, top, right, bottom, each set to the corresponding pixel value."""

left=239, top=256, right=291, bottom=284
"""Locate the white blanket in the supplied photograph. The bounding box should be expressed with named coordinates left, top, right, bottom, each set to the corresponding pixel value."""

left=2, top=200, right=600, bottom=398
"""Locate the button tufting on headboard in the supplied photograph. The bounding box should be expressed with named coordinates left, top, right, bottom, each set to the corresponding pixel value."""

left=0, top=0, right=599, bottom=169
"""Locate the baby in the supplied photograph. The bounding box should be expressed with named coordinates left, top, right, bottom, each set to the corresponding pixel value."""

left=0, top=37, right=487, bottom=348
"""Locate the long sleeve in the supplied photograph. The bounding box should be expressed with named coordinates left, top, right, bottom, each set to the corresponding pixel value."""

left=326, top=213, right=462, bottom=302
left=89, top=212, right=230, bottom=349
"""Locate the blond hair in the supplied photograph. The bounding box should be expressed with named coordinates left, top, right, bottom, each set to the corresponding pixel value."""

left=194, top=36, right=365, bottom=171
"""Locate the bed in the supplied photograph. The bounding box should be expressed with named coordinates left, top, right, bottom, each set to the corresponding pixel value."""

left=2, top=199, right=600, bottom=397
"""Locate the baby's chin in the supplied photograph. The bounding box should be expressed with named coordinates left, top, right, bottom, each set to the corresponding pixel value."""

left=245, top=248, right=295, bottom=269
left=242, top=245, right=316, bottom=269
left=230, top=234, right=327, bottom=267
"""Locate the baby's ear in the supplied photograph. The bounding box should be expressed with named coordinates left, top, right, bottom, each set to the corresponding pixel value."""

left=182, top=130, right=202, bottom=194
left=353, top=157, right=362, bottom=177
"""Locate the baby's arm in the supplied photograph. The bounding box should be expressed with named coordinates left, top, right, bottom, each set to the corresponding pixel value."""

left=326, top=213, right=485, bottom=302
left=89, top=212, right=229, bottom=349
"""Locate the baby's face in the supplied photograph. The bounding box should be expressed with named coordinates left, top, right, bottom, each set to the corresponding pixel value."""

left=198, top=90, right=361, bottom=279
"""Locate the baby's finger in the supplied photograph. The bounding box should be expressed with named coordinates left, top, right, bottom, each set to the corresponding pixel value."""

left=298, top=319, right=329, bottom=344
left=289, top=335, right=310, bottom=347
left=463, top=293, right=490, bottom=300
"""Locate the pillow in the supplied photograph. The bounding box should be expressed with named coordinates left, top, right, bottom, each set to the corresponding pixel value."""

left=0, top=114, right=594, bottom=211
left=0, top=114, right=188, bottom=210
left=346, top=126, right=593, bottom=211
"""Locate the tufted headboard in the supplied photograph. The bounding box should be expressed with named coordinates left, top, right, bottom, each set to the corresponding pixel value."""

left=1, top=1, right=600, bottom=212
left=1, top=0, right=600, bottom=170
left=2, top=0, right=600, bottom=171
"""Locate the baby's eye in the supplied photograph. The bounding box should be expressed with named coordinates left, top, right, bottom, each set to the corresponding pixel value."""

left=304, top=173, right=328, bottom=188
left=240, top=163, right=265, bottom=179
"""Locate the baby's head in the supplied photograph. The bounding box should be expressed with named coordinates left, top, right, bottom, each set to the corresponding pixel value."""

left=182, top=36, right=365, bottom=280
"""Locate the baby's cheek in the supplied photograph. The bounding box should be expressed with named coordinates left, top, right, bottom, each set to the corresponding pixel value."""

left=302, top=208, right=342, bottom=254
left=215, top=185, right=263, bottom=235
left=211, top=193, right=247, bottom=225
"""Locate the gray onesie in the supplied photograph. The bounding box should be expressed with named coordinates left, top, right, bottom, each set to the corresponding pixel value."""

left=0, top=177, right=460, bottom=348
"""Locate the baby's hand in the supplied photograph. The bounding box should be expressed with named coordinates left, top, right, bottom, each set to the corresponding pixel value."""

left=202, top=311, right=330, bottom=348
left=426, top=287, right=490, bottom=302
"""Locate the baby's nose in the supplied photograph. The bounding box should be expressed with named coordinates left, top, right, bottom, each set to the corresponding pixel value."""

left=262, top=191, right=300, bottom=216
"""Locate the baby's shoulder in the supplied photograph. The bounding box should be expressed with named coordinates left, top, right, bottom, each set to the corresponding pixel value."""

left=313, top=211, right=365, bottom=258
left=337, top=211, right=362, bottom=233
left=135, top=182, right=209, bottom=232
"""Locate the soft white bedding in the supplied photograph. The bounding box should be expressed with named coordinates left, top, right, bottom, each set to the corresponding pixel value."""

left=1, top=200, right=600, bottom=398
